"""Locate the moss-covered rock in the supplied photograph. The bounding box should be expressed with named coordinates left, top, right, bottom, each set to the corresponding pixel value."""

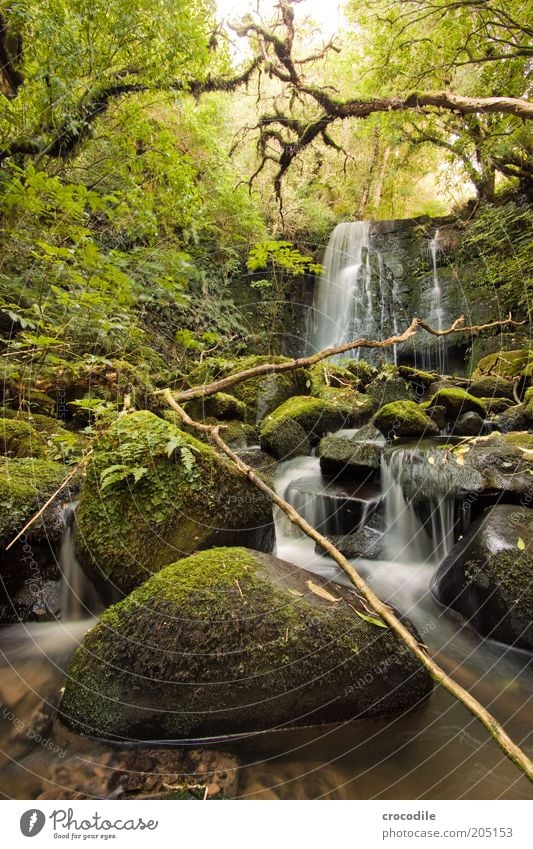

left=319, top=433, right=383, bottom=480
left=432, top=506, right=533, bottom=649
left=468, top=376, right=515, bottom=401
left=308, top=362, right=361, bottom=396
left=185, top=393, right=247, bottom=423
left=366, top=371, right=414, bottom=408
left=425, top=387, right=486, bottom=421
left=493, top=387, right=533, bottom=432
left=481, top=397, right=514, bottom=415
left=0, top=417, right=46, bottom=458
left=75, top=411, right=275, bottom=595
left=60, top=547, right=432, bottom=740
left=186, top=356, right=307, bottom=424
left=260, top=394, right=373, bottom=459
left=0, top=457, right=68, bottom=546
left=373, top=401, right=439, bottom=438
left=472, top=349, right=532, bottom=380
left=398, top=366, right=439, bottom=388
left=341, top=359, right=378, bottom=386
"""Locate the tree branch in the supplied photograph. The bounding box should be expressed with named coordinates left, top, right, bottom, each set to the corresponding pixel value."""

left=161, top=314, right=524, bottom=403
left=159, top=388, right=533, bottom=783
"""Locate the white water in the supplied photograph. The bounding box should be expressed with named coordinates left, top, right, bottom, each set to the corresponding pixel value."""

left=59, top=504, right=101, bottom=622
left=425, top=229, right=447, bottom=375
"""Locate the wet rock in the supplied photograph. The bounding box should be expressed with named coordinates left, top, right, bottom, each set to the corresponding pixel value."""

left=374, top=400, right=439, bottom=438
left=319, top=433, right=383, bottom=480
left=61, top=547, right=432, bottom=740
left=315, top=527, right=387, bottom=560
left=75, top=411, right=275, bottom=595
left=432, top=505, right=533, bottom=650
left=452, top=412, right=486, bottom=436
left=283, top=474, right=382, bottom=535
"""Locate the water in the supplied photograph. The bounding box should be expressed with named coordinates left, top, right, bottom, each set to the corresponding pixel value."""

left=59, top=504, right=102, bottom=622
left=0, top=464, right=532, bottom=799
left=424, top=229, right=447, bottom=375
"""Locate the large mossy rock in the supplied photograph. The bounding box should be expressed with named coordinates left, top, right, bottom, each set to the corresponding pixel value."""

left=493, top=388, right=533, bottom=433
left=366, top=370, right=414, bottom=407
left=0, top=457, right=67, bottom=547
left=75, top=411, right=274, bottom=595
left=432, top=506, right=533, bottom=650
left=472, top=349, right=532, bottom=381
left=468, top=376, right=515, bottom=401
left=425, top=388, right=486, bottom=421
left=60, top=547, right=432, bottom=740
left=0, top=417, right=46, bottom=458
left=186, top=356, right=307, bottom=424
left=373, top=400, right=439, bottom=438
left=259, top=394, right=372, bottom=459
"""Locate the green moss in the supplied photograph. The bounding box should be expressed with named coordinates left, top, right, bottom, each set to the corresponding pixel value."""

left=0, top=417, right=46, bottom=459
left=480, top=397, right=514, bottom=415
left=185, top=392, right=247, bottom=423
left=0, top=457, right=67, bottom=542
left=398, top=366, right=439, bottom=386
left=260, top=416, right=310, bottom=460
left=308, top=362, right=360, bottom=396
left=468, top=376, right=515, bottom=401
left=373, top=400, right=439, bottom=438
left=75, top=411, right=273, bottom=594
left=500, top=432, right=533, bottom=450
left=473, top=349, right=532, bottom=380
left=425, top=387, right=486, bottom=419
left=61, top=547, right=432, bottom=739
left=340, top=359, right=378, bottom=386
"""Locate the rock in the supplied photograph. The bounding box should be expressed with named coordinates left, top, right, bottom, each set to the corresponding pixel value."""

left=472, top=349, right=532, bottom=381
left=319, top=434, right=383, bottom=480
left=60, top=547, right=432, bottom=740
left=185, top=393, right=247, bottom=422
left=366, top=370, right=414, bottom=407
left=452, top=412, right=486, bottom=436
left=221, top=421, right=259, bottom=450
left=342, top=359, right=378, bottom=386
left=468, top=376, right=515, bottom=401
left=260, top=395, right=372, bottom=456
left=373, top=401, right=439, bottom=438
left=260, top=416, right=311, bottom=460
left=0, top=417, right=46, bottom=458
left=75, top=411, right=275, bottom=595
left=0, top=457, right=69, bottom=549
left=481, top=397, right=514, bottom=415
left=316, top=387, right=375, bottom=425
left=432, top=505, right=533, bottom=650
left=493, top=388, right=533, bottom=433
left=186, top=356, right=307, bottom=424
left=284, top=475, right=382, bottom=535
left=425, top=404, right=447, bottom=430
left=425, top=387, right=486, bottom=421
left=308, top=362, right=361, bottom=395
left=316, top=527, right=387, bottom=560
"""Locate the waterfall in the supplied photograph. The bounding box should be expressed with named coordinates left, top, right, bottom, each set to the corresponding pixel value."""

left=59, top=504, right=101, bottom=621
left=313, top=222, right=377, bottom=358
left=425, top=229, right=447, bottom=374
left=381, top=448, right=456, bottom=565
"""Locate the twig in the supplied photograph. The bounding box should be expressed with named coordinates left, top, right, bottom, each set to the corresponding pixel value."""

left=160, top=388, right=533, bottom=783
left=5, top=452, right=92, bottom=551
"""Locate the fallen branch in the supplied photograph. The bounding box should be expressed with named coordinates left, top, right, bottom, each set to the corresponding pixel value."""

left=161, top=314, right=524, bottom=404
left=5, top=452, right=92, bottom=551
left=160, top=388, right=533, bottom=782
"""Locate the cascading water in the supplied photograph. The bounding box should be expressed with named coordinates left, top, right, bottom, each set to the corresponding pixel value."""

left=423, top=229, right=447, bottom=375
left=59, top=504, right=101, bottom=621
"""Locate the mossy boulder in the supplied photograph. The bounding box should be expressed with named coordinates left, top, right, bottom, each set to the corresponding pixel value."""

left=186, top=356, right=307, bottom=424
left=185, top=393, right=247, bottom=423
left=472, top=349, right=532, bottom=381
left=260, top=394, right=373, bottom=459
left=468, top=376, right=515, bottom=401
left=0, top=457, right=68, bottom=547
left=319, top=433, right=383, bottom=480
left=316, top=387, right=375, bottom=424
left=75, top=411, right=275, bottom=595
left=481, top=397, right=514, bottom=416
left=341, top=359, right=378, bottom=386
left=366, top=371, right=414, bottom=408
left=425, top=387, right=486, bottom=421
left=432, top=506, right=533, bottom=649
left=493, top=388, right=533, bottom=433
left=373, top=401, right=439, bottom=439
left=60, top=547, right=432, bottom=740
left=308, top=362, right=361, bottom=396
left=1, top=417, right=46, bottom=458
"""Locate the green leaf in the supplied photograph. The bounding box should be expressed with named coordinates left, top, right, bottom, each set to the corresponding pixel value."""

left=517, top=537, right=526, bottom=551
left=353, top=609, right=388, bottom=628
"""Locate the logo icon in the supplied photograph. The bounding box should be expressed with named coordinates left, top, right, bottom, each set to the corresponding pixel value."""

left=20, top=810, right=46, bottom=837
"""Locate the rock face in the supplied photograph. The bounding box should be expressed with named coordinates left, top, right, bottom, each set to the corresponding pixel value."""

left=75, top=411, right=275, bottom=595
left=374, top=400, right=439, bottom=438
left=61, top=547, right=433, bottom=740
left=432, top=506, right=533, bottom=650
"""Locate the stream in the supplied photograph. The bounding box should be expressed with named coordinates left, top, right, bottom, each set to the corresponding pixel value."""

left=0, top=436, right=532, bottom=800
